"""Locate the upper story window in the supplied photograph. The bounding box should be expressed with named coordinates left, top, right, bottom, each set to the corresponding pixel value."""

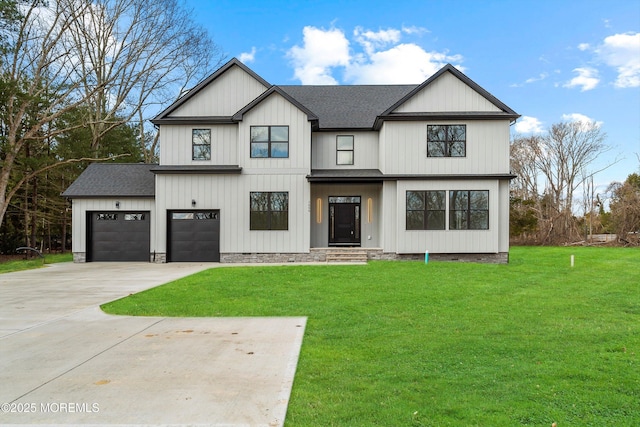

left=250, top=126, right=289, bottom=158
left=450, top=190, right=489, bottom=230
left=427, top=125, right=466, bottom=157
left=250, top=192, right=289, bottom=230
left=406, top=191, right=446, bottom=230
left=192, top=129, right=211, bottom=160
left=336, top=135, right=354, bottom=165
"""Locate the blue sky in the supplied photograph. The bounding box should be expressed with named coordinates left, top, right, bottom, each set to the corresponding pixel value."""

left=186, top=0, right=640, bottom=190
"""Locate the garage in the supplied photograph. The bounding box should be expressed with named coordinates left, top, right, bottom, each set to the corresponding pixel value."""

left=168, top=211, right=220, bottom=262
left=87, top=211, right=151, bottom=262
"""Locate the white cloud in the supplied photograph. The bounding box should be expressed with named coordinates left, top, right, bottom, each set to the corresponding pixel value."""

left=564, top=67, right=600, bottom=91
left=597, top=32, right=640, bottom=88
left=561, top=113, right=603, bottom=128
left=514, top=116, right=544, bottom=134
left=287, top=26, right=350, bottom=84
left=525, top=72, right=549, bottom=84
left=401, top=25, right=429, bottom=36
left=286, top=25, right=463, bottom=85
left=354, top=27, right=401, bottom=55
left=346, top=43, right=461, bottom=84
left=238, top=47, right=257, bottom=64
left=578, top=43, right=590, bottom=51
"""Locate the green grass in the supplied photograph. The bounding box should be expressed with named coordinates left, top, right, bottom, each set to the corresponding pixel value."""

left=102, top=247, right=640, bottom=426
left=0, top=253, right=72, bottom=274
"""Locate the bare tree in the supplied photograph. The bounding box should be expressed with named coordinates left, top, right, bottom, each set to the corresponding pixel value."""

left=510, top=121, right=611, bottom=243
left=0, top=0, right=222, bottom=229
left=608, top=174, right=640, bottom=245
left=64, top=0, right=223, bottom=160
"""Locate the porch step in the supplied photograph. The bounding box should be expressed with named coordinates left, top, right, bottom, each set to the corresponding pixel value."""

left=325, top=249, right=368, bottom=263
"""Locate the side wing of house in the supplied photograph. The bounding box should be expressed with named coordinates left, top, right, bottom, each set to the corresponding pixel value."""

left=61, top=163, right=156, bottom=262
left=377, top=65, right=518, bottom=259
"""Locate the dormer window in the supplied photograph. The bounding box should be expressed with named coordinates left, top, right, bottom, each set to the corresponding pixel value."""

left=336, top=135, right=354, bottom=165
left=250, top=126, right=289, bottom=158
left=192, top=129, right=211, bottom=160
left=427, top=125, right=466, bottom=157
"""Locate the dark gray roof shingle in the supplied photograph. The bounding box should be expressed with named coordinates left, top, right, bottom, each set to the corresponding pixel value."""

left=62, top=163, right=156, bottom=198
left=278, top=85, right=416, bottom=129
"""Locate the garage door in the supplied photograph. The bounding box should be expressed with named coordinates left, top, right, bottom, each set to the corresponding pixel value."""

left=88, top=212, right=150, bottom=262
left=168, top=211, right=220, bottom=262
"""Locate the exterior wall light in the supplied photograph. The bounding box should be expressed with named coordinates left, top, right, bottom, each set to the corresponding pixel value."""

left=316, top=198, right=322, bottom=223
left=115, top=201, right=120, bottom=209
left=367, top=198, right=373, bottom=223
left=192, top=199, right=197, bottom=207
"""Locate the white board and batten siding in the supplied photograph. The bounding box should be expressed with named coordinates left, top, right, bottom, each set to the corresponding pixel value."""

left=70, top=198, right=155, bottom=254
left=168, top=65, right=268, bottom=118
left=312, top=132, right=379, bottom=170
left=154, top=174, right=310, bottom=254
left=396, top=71, right=501, bottom=113
left=159, top=124, right=238, bottom=166
left=238, top=92, right=312, bottom=173
left=380, top=120, right=511, bottom=175
left=392, top=179, right=504, bottom=254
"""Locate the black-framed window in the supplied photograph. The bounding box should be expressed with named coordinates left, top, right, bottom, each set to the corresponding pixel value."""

left=124, top=213, right=145, bottom=221
left=336, top=135, right=354, bottom=165
left=450, top=190, right=489, bottom=230
left=192, top=129, right=211, bottom=160
left=96, top=213, right=117, bottom=220
left=427, top=125, right=466, bottom=157
left=250, top=192, right=289, bottom=230
left=406, top=191, right=446, bottom=230
left=250, top=126, right=289, bottom=158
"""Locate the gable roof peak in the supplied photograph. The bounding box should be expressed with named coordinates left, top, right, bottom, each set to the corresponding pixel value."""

left=380, top=63, right=519, bottom=117
left=152, top=57, right=270, bottom=122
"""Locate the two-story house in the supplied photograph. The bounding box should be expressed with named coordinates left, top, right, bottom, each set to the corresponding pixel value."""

left=63, top=58, right=519, bottom=263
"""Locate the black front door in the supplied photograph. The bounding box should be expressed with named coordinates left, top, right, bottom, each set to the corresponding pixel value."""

left=329, top=197, right=360, bottom=246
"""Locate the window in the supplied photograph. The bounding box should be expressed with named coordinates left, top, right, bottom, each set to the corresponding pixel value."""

left=336, top=135, right=354, bottom=165
left=250, top=192, right=288, bottom=230
left=195, top=212, right=218, bottom=220
left=450, top=190, right=489, bottom=230
left=96, top=213, right=117, bottom=220
left=250, top=126, right=289, bottom=158
left=172, top=212, right=219, bottom=220
left=427, top=125, right=466, bottom=157
left=172, top=212, right=194, bottom=220
left=406, top=191, right=446, bottom=230
left=192, top=129, right=211, bottom=160
left=124, top=213, right=145, bottom=221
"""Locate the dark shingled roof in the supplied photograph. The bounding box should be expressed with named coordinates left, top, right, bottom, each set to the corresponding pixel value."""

left=62, top=163, right=156, bottom=198
left=279, top=85, right=416, bottom=129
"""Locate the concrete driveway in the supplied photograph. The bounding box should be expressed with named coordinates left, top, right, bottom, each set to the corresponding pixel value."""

left=0, top=262, right=306, bottom=426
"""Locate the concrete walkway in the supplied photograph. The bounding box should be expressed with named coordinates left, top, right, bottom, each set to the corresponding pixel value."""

left=0, top=262, right=306, bottom=426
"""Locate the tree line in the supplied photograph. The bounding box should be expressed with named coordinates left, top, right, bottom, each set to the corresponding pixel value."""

left=510, top=121, right=639, bottom=246
left=0, top=0, right=222, bottom=254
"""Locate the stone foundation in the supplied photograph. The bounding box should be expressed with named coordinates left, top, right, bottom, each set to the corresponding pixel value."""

left=220, top=249, right=508, bottom=264
left=151, top=252, right=167, bottom=263
left=221, top=251, right=327, bottom=263
left=72, top=252, right=86, bottom=263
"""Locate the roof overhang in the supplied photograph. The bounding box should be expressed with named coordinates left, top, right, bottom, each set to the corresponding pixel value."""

left=151, top=116, right=236, bottom=126
left=373, top=112, right=521, bottom=130
left=151, top=165, right=243, bottom=174
left=307, top=169, right=516, bottom=183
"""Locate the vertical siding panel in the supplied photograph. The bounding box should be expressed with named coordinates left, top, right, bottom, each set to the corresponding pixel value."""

left=396, top=72, right=501, bottom=113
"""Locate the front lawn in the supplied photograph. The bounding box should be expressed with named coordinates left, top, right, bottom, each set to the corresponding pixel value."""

left=0, top=253, right=72, bottom=274
left=102, top=246, right=639, bottom=426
